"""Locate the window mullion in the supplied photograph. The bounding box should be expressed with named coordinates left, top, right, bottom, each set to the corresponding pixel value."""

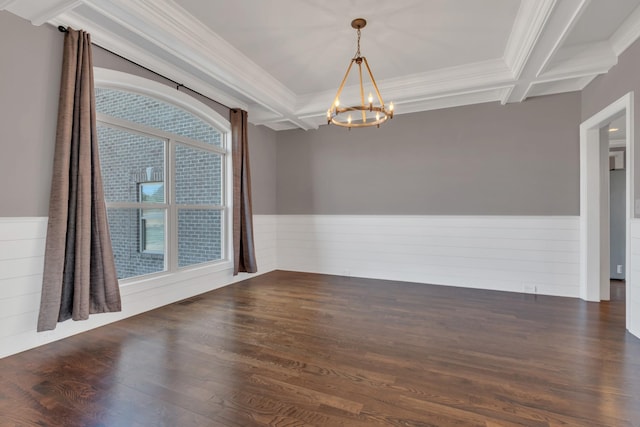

left=223, top=131, right=232, bottom=268
left=173, top=205, right=224, bottom=210
left=106, top=202, right=169, bottom=209
left=168, top=138, right=178, bottom=273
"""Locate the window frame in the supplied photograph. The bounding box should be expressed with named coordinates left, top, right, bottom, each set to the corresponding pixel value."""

left=94, top=67, right=233, bottom=286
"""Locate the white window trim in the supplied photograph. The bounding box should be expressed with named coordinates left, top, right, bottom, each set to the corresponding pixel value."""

left=94, top=67, right=234, bottom=288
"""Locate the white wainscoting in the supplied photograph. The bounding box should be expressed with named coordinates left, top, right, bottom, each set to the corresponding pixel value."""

left=5, top=213, right=634, bottom=358
left=629, top=219, right=640, bottom=337
left=0, top=215, right=277, bottom=358
left=277, top=215, right=580, bottom=298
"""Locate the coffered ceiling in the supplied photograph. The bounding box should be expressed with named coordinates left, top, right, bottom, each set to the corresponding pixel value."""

left=3, top=0, right=640, bottom=130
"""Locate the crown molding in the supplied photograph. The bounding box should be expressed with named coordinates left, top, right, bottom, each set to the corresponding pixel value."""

left=526, top=75, right=594, bottom=98
left=540, top=41, right=617, bottom=80
left=261, top=120, right=300, bottom=132
left=610, top=3, right=640, bottom=55
left=3, top=0, right=82, bottom=25
left=87, top=0, right=295, bottom=106
left=5, top=0, right=640, bottom=131
left=295, top=59, right=512, bottom=119
left=88, top=0, right=295, bottom=104
left=0, top=0, right=18, bottom=10
left=29, top=0, right=83, bottom=26
left=50, top=0, right=315, bottom=130
left=248, top=108, right=286, bottom=126
left=249, top=106, right=315, bottom=131
left=296, top=86, right=512, bottom=128
left=49, top=9, right=249, bottom=113
left=499, top=86, right=515, bottom=105
left=503, top=0, right=557, bottom=79
left=375, top=87, right=512, bottom=117
left=378, top=59, right=513, bottom=101
left=78, top=0, right=316, bottom=130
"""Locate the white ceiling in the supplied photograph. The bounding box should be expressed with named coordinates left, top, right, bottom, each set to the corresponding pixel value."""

left=4, top=0, right=640, bottom=131
left=176, top=0, right=520, bottom=94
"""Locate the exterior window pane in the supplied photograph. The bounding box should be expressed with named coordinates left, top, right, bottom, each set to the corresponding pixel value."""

left=175, top=144, right=222, bottom=206
left=107, top=208, right=166, bottom=280
left=97, top=125, right=165, bottom=204
left=96, top=88, right=222, bottom=147
left=139, top=182, right=164, bottom=203
left=140, top=207, right=165, bottom=254
left=178, top=209, right=222, bottom=268
left=138, top=183, right=165, bottom=254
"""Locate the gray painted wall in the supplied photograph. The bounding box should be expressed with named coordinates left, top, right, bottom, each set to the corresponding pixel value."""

left=0, top=12, right=62, bottom=217
left=610, top=169, right=626, bottom=279
left=277, top=93, right=581, bottom=215
left=0, top=11, right=277, bottom=217
left=582, top=37, right=640, bottom=212
left=248, top=123, right=277, bottom=214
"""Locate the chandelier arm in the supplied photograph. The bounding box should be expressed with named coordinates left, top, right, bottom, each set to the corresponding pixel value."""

left=332, top=58, right=356, bottom=109
left=362, top=57, right=385, bottom=108
left=330, top=106, right=389, bottom=128
left=357, top=61, right=367, bottom=123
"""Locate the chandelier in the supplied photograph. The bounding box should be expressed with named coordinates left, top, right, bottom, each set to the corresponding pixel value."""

left=327, top=18, right=394, bottom=129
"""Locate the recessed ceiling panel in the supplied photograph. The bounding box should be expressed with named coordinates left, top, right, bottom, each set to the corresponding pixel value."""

left=563, top=0, right=640, bottom=46
left=174, top=0, right=521, bottom=94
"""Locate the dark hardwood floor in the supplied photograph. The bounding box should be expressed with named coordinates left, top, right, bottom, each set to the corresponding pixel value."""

left=1, top=271, right=639, bottom=426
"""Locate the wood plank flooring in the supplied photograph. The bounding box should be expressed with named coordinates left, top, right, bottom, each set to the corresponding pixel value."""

left=1, top=272, right=639, bottom=426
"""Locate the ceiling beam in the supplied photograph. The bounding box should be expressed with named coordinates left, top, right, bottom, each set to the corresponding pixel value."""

left=503, top=0, right=590, bottom=104
left=503, top=0, right=558, bottom=80
left=610, top=3, right=640, bottom=55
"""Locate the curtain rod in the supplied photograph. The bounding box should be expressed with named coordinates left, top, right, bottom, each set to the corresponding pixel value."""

left=57, top=25, right=232, bottom=111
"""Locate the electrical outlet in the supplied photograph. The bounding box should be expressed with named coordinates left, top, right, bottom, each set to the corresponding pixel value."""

left=617, top=265, right=623, bottom=274
left=523, top=284, right=537, bottom=294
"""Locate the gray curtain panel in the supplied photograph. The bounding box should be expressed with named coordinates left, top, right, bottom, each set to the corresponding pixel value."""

left=230, top=109, right=258, bottom=275
left=37, top=28, right=121, bottom=332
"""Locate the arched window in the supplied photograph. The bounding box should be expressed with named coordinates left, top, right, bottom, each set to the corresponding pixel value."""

left=94, top=68, right=231, bottom=281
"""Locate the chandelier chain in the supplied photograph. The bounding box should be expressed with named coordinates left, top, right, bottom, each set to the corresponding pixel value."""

left=354, top=28, right=361, bottom=58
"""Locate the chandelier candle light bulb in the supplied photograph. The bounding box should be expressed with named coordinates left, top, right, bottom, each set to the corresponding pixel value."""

left=327, top=18, right=394, bottom=129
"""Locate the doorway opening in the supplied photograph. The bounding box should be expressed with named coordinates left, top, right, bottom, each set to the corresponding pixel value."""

left=579, top=92, right=633, bottom=331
